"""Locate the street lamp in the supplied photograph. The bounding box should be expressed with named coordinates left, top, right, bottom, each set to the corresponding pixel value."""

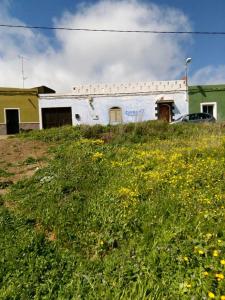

left=185, top=57, right=192, bottom=101
left=185, top=57, right=192, bottom=85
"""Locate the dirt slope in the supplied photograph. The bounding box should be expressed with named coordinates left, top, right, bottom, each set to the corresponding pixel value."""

left=0, top=137, right=50, bottom=195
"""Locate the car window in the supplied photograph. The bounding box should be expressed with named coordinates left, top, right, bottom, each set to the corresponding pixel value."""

left=202, top=113, right=212, bottom=119
left=203, top=113, right=210, bottom=119
left=197, top=113, right=205, bottom=119
left=205, top=113, right=212, bottom=119
left=188, top=114, right=197, bottom=120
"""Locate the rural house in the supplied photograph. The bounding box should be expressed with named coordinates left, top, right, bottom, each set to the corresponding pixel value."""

left=0, top=86, right=55, bottom=135
left=39, top=80, right=188, bottom=129
left=189, top=84, right=225, bottom=121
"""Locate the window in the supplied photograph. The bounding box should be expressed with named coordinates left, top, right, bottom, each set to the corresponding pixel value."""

left=109, top=107, right=122, bottom=124
left=200, top=102, right=217, bottom=119
left=202, top=105, right=213, bottom=116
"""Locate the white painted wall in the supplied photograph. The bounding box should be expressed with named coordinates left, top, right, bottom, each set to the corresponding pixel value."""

left=39, top=80, right=188, bottom=128
left=39, top=92, right=187, bottom=128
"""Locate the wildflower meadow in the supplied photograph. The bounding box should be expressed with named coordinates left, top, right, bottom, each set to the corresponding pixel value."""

left=1, top=121, right=225, bottom=299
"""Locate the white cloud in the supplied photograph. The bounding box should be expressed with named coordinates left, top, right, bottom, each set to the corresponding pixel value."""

left=0, top=0, right=192, bottom=92
left=191, top=65, right=225, bottom=85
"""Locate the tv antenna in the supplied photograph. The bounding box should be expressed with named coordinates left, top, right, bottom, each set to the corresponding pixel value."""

left=18, top=55, right=28, bottom=88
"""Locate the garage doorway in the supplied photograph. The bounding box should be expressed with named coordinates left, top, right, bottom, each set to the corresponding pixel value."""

left=5, top=109, right=19, bottom=134
left=42, top=107, right=72, bottom=129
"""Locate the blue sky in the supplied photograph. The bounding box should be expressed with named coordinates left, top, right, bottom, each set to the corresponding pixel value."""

left=1, top=0, right=225, bottom=90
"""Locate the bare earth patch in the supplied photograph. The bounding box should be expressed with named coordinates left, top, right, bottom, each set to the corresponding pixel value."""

left=0, top=137, right=50, bottom=195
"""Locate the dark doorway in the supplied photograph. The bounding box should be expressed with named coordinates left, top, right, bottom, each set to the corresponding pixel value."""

left=42, top=107, right=72, bottom=129
left=6, top=109, right=19, bottom=134
left=158, top=104, right=171, bottom=122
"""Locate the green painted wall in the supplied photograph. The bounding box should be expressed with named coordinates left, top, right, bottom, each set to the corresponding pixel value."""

left=189, top=85, right=225, bottom=122
left=0, top=88, right=39, bottom=124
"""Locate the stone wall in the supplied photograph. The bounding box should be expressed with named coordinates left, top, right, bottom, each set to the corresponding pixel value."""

left=0, top=124, right=6, bottom=135
left=20, top=123, right=39, bottom=132
left=0, top=123, right=39, bottom=135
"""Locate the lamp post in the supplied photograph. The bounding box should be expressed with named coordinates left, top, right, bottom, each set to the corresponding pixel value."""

left=185, top=57, right=192, bottom=101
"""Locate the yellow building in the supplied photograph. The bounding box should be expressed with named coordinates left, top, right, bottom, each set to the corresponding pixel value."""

left=0, top=86, right=55, bottom=135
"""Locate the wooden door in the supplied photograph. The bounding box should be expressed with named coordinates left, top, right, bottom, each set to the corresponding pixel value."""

left=158, top=104, right=171, bottom=122
left=6, top=109, right=19, bottom=134
left=42, top=107, right=72, bottom=129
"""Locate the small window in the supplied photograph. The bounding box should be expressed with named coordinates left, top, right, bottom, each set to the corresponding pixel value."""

left=202, top=105, right=214, bottom=116
left=109, top=107, right=122, bottom=124
left=201, top=102, right=217, bottom=119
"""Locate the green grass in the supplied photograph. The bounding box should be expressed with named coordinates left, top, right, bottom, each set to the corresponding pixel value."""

left=2, top=122, right=225, bottom=299
left=21, top=156, right=46, bottom=166
left=0, top=168, right=13, bottom=178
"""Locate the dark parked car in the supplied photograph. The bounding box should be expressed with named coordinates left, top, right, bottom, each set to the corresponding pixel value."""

left=171, top=113, right=216, bottom=124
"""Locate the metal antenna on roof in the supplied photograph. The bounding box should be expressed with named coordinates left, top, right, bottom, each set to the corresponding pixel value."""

left=18, top=55, right=27, bottom=88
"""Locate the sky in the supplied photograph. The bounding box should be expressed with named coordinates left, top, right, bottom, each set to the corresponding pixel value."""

left=0, top=0, right=225, bottom=91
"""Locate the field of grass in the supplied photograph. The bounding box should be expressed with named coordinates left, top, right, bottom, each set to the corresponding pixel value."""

left=2, top=121, right=225, bottom=299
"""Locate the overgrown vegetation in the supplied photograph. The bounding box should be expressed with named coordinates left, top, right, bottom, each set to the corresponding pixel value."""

left=2, top=121, right=225, bottom=299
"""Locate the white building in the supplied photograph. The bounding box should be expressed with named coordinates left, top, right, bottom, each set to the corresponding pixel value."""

left=39, top=80, right=187, bottom=129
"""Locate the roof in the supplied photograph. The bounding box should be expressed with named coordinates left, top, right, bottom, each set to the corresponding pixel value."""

left=189, top=84, right=225, bottom=94
left=0, top=85, right=55, bottom=96
left=36, top=86, right=55, bottom=94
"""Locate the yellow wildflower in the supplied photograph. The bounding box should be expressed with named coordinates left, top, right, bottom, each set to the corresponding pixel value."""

left=198, top=249, right=204, bottom=255
left=213, top=250, right=219, bottom=257
left=184, top=256, right=189, bottom=262
left=203, top=271, right=209, bottom=276
left=208, top=292, right=215, bottom=299
left=215, top=273, right=224, bottom=281
left=92, top=152, right=104, bottom=160
left=118, top=187, right=138, bottom=198
left=221, top=259, right=225, bottom=265
left=186, top=284, right=191, bottom=288
left=221, top=296, right=225, bottom=300
left=93, top=139, right=104, bottom=145
left=206, top=233, right=213, bottom=239
left=218, top=239, right=222, bottom=244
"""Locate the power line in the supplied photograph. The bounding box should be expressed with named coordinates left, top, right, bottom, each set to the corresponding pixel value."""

left=0, top=24, right=225, bottom=35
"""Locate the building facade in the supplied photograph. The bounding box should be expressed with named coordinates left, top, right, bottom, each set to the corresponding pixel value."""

left=189, top=84, right=225, bottom=121
left=0, top=86, right=55, bottom=135
left=39, top=80, right=188, bottom=129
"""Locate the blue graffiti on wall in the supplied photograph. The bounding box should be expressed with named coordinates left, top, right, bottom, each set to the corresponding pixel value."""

left=125, top=109, right=144, bottom=116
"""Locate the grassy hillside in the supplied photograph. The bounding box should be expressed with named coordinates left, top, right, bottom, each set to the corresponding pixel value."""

left=2, top=121, right=225, bottom=299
